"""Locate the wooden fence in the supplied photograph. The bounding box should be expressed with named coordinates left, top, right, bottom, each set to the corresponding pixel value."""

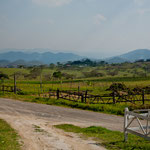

left=41, top=89, right=150, bottom=104
left=0, top=85, right=14, bottom=93
left=1, top=84, right=150, bottom=104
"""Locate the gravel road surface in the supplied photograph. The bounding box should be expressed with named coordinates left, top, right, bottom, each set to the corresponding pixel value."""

left=0, top=98, right=124, bottom=150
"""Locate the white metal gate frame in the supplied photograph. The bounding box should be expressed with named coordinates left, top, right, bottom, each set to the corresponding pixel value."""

left=124, top=107, right=150, bottom=141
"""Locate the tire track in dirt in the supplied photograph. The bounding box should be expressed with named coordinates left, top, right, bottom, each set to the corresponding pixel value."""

left=0, top=98, right=124, bottom=150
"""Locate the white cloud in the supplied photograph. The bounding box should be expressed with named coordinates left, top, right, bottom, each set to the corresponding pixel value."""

left=94, top=14, right=107, bottom=25
left=32, top=0, right=72, bottom=7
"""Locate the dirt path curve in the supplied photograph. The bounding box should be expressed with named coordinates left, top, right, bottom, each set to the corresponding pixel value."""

left=0, top=98, right=124, bottom=150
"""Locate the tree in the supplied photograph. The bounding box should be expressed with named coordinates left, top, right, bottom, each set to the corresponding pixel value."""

left=53, top=71, right=62, bottom=79
left=29, top=67, right=43, bottom=79
left=0, top=72, right=9, bottom=84
left=14, top=71, right=24, bottom=79
left=0, top=73, right=9, bottom=80
left=49, top=63, right=56, bottom=69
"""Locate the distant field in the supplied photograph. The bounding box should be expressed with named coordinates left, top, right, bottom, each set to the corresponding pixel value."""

left=0, top=61, right=150, bottom=80
left=1, top=61, right=150, bottom=115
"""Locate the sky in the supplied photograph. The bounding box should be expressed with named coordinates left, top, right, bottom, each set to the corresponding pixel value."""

left=0, top=0, right=150, bottom=58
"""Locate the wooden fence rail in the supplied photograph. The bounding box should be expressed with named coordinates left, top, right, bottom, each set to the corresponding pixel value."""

left=47, top=89, right=150, bottom=104
left=1, top=85, right=150, bottom=105
left=0, top=85, right=14, bottom=93
left=0, top=85, right=22, bottom=94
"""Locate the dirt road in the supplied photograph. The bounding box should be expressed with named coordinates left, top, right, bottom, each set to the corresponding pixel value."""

left=0, top=98, right=124, bottom=150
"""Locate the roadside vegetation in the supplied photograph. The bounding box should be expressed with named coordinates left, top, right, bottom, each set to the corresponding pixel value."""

left=1, top=59, right=150, bottom=81
left=55, top=124, right=150, bottom=150
left=0, top=92, right=148, bottom=116
left=1, top=59, right=150, bottom=115
left=1, top=59, right=150, bottom=149
left=0, top=119, right=21, bottom=150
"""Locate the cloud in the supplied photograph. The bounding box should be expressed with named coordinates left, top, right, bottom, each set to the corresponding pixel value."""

left=32, top=0, right=72, bottom=7
left=94, top=14, right=107, bottom=25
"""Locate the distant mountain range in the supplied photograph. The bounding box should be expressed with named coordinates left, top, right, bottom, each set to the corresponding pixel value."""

left=105, top=49, right=150, bottom=63
left=0, top=50, right=82, bottom=66
left=0, top=48, right=150, bottom=67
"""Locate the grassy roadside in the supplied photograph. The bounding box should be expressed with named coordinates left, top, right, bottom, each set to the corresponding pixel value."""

left=0, top=93, right=129, bottom=115
left=55, top=124, right=150, bottom=150
left=0, top=119, right=21, bottom=150
left=0, top=92, right=148, bottom=116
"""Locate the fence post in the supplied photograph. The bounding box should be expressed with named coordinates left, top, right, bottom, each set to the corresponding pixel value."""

left=57, top=88, right=59, bottom=99
left=14, top=74, right=17, bottom=94
left=142, top=90, right=145, bottom=105
left=78, top=86, right=80, bottom=99
left=11, top=86, right=13, bottom=92
left=2, top=85, right=4, bottom=94
left=85, top=90, right=88, bottom=103
left=81, top=94, right=84, bottom=103
left=38, top=88, right=40, bottom=97
left=113, top=91, right=116, bottom=104
left=124, top=107, right=129, bottom=142
left=40, top=74, right=42, bottom=93
left=49, top=89, right=51, bottom=98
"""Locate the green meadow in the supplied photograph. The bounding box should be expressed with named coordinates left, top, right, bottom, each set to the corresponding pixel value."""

left=0, top=62, right=150, bottom=150
left=0, top=119, right=21, bottom=150
left=55, top=124, right=150, bottom=150
left=1, top=61, right=150, bottom=115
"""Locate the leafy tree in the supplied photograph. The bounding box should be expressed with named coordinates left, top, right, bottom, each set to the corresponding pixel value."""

left=0, top=72, right=9, bottom=84
left=29, top=67, right=43, bottom=79
left=14, top=71, right=24, bottom=79
left=0, top=73, right=9, bottom=80
left=53, top=71, right=62, bottom=79
left=49, top=63, right=56, bottom=69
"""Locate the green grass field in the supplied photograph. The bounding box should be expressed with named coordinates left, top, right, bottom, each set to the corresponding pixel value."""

left=1, top=65, right=150, bottom=114
left=1, top=65, right=150, bottom=150
left=0, top=119, right=21, bottom=150
left=55, top=124, right=150, bottom=150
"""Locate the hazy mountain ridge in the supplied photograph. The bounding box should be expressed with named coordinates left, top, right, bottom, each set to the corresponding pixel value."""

left=0, top=50, right=82, bottom=65
left=105, top=49, right=150, bottom=63
left=105, top=57, right=128, bottom=64
left=119, top=49, right=150, bottom=61
left=0, top=49, right=150, bottom=66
